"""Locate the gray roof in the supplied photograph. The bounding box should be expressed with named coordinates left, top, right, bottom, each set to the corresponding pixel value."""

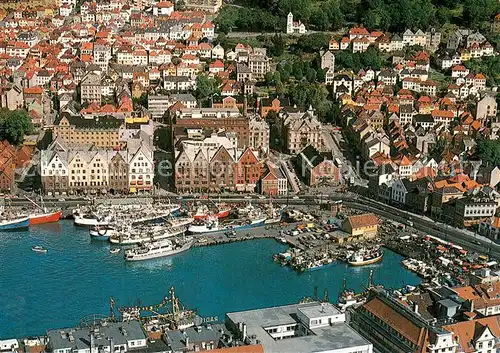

left=47, top=321, right=146, bottom=351
left=226, top=303, right=371, bottom=353
left=164, top=324, right=227, bottom=351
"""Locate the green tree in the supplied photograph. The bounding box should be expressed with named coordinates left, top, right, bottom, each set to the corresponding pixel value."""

left=0, top=109, right=33, bottom=145
left=194, top=76, right=221, bottom=106
left=477, top=139, right=500, bottom=166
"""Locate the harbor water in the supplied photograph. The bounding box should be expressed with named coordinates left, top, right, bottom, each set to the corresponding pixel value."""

left=0, top=221, right=420, bottom=338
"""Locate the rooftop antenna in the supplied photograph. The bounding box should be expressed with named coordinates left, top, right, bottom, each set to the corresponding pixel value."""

left=323, top=289, right=329, bottom=303
left=368, top=269, right=374, bottom=289
left=313, top=286, right=318, bottom=300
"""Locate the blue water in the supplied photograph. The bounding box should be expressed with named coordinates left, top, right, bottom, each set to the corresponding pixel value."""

left=0, top=221, right=420, bottom=338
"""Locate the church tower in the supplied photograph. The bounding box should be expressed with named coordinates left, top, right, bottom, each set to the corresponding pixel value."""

left=287, top=12, right=294, bottom=34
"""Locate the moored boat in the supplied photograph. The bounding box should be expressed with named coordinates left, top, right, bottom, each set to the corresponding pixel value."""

left=109, top=226, right=186, bottom=245
left=109, top=248, right=121, bottom=254
left=305, top=260, right=336, bottom=271
left=124, top=237, right=194, bottom=261
left=0, top=217, right=30, bottom=231
left=74, top=214, right=109, bottom=227
left=193, top=204, right=231, bottom=220
left=188, top=216, right=266, bottom=235
left=90, top=225, right=116, bottom=240
left=348, top=249, right=383, bottom=266
left=29, top=210, right=62, bottom=225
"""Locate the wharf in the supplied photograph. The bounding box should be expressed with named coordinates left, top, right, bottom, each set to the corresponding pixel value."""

left=191, top=223, right=306, bottom=250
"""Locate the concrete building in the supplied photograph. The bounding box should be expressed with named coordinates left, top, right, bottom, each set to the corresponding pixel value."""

left=225, top=302, right=372, bottom=353
left=248, top=117, right=269, bottom=153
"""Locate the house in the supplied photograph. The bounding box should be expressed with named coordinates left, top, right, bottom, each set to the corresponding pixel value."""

left=320, top=50, right=335, bottom=70
left=283, top=107, right=324, bottom=154
left=286, top=12, right=306, bottom=34
left=476, top=95, right=497, bottom=121
left=341, top=213, right=379, bottom=239
left=260, top=161, right=287, bottom=196
left=295, top=145, right=340, bottom=186
left=234, top=147, right=262, bottom=192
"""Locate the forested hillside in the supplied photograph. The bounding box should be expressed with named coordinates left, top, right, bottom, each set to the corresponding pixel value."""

left=215, top=0, right=500, bottom=34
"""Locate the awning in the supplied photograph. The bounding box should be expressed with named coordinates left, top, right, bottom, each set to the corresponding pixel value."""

left=129, top=187, right=137, bottom=193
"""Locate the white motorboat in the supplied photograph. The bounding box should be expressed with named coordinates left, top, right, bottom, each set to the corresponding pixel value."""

left=90, top=225, right=116, bottom=240
left=109, top=248, right=121, bottom=254
left=32, top=245, right=48, bottom=253
left=124, top=237, right=194, bottom=261
left=74, top=214, right=110, bottom=227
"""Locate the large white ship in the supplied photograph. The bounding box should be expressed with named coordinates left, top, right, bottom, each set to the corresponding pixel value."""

left=124, top=237, right=194, bottom=261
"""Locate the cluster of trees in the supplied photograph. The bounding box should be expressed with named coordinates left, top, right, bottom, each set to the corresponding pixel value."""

left=0, top=109, right=33, bottom=145
left=465, top=56, right=500, bottom=87
left=195, top=76, right=221, bottom=107
left=335, top=47, right=388, bottom=72
left=214, top=6, right=284, bottom=34
left=216, top=0, right=500, bottom=34
left=476, top=139, right=500, bottom=166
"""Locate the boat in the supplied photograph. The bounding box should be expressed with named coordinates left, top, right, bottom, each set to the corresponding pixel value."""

left=193, top=204, right=230, bottom=220
left=109, top=248, right=121, bottom=254
left=109, top=226, right=186, bottom=245
left=74, top=214, right=109, bottom=227
left=305, top=260, right=336, bottom=271
left=31, top=245, right=48, bottom=253
left=348, top=249, right=383, bottom=266
left=0, top=217, right=30, bottom=231
left=24, top=196, right=62, bottom=225
left=188, top=216, right=267, bottom=235
left=89, top=225, right=116, bottom=240
left=167, top=217, right=194, bottom=228
left=124, top=237, right=194, bottom=261
left=29, top=210, right=62, bottom=225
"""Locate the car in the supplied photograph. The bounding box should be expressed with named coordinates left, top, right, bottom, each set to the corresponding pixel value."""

left=258, top=195, right=267, bottom=199
left=244, top=196, right=252, bottom=199
left=473, top=240, right=482, bottom=245
left=292, top=196, right=300, bottom=199
left=58, top=198, right=66, bottom=202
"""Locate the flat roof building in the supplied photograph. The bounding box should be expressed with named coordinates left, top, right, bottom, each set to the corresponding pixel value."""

left=225, top=302, right=373, bottom=353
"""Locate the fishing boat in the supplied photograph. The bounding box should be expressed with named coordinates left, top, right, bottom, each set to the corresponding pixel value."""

left=89, top=225, right=116, bottom=240
left=188, top=216, right=267, bottom=235
left=348, top=249, right=383, bottom=266
left=109, top=248, right=121, bottom=254
left=305, top=259, right=336, bottom=271
left=109, top=226, right=186, bottom=245
left=29, top=210, right=62, bottom=225
left=0, top=217, right=30, bottom=231
left=193, top=204, right=230, bottom=220
left=31, top=245, right=48, bottom=253
left=25, top=196, right=62, bottom=225
left=167, top=217, right=194, bottom=228
left=124, top=237, right=194, bottom=261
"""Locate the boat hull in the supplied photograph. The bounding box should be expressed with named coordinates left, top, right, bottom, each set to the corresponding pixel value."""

left=29, top=210, right=62, bottom=225
left=0, top=217, right=30, bottom=231
left=74, top=215, right=108, bottom=227
left=193, top=208, right=231, bottom=220
left=348, top=254, right=383, bottom=266
left=305, top=261, right=336, bottom=271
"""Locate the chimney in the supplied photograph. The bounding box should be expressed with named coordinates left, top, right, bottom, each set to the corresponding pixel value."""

left=90, top=333, right=95, bottom=353
left=413, top=303, right=419, bottom=314
left=185, top=337, right=189, bottom=347
left=242, top=323, right=247, bottom=341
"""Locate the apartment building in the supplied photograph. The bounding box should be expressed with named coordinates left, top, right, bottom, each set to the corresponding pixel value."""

left=53, top=114, right=123, bottom=148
